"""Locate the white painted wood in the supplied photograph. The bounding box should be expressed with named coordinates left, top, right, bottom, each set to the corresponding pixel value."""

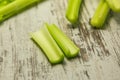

left=0, top=0, right=120, bottom=80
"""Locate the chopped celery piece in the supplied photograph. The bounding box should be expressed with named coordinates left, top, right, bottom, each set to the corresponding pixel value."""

left=106, top=0, right=120, bottom=12
left=66, top=0, right=82, bottom=24
left=0, top=1, right=7, bottom=7
left=47, top=24, right=80, bottom=58
left=0, top=0, right=11, bottom=8
left=90, top=0, right=110, bottom=28
left=30, top=24, right=64, bottom=64
left=0, top=0, right=39, bottom=22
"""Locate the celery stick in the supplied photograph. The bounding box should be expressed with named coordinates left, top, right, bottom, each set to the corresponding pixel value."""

left=66, top=0, right=82, bottom=24
left=0, top=0, right=39, bottom=22
left=90, top=0, right=110, bottom=28
left=0, top=0, right=8, bottom=8
left=106, top=0, right=120, bottom=12
left=0, top=1, right=7, bottom=6
left=47, top=24, right=80, bottom=58
left=30, top=24, right=64, bottom=64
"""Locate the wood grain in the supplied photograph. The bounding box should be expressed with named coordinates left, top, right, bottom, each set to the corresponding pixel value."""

left=0, top=0, right=120, bottom=80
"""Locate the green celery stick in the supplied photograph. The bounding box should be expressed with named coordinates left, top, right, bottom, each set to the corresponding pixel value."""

left=0, top=0, right=8, bottom=8
left=90, top=0, right=110, bottom=28
left=0, top=0, right=15, bottom=8
left=0, top=0, right=39, bottom=22
left=106, top=0, right=120, bottom=12
left=66, top=0, right=82, bottom=24
left=30, top=24, right=64, bottom=64
left=0, top=1, right=7, bottom=8
left=47, top=24, right=80, bottom=58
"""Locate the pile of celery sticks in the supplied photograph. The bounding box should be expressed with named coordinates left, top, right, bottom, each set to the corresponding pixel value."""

left=0, top=0, right=120, bottom=27
left=0, top=0, right=80, bottom=64
left=66, top=0, right=120, bottom=28
left=0, top=0, right=120, bottom=64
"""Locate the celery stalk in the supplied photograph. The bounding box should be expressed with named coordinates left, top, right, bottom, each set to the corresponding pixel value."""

left=0, top=1, right=8, bottom=8
left=66, top=0, right=82, bottom=24
left=0, top=0, right=39, bottom=22
left=30, top=24, right=64, bottom=64
left=106, top=0, right=120, bottom=12
left=90, top=0, right=110, bottom=28
left=47, top=24, right=80, bottom=58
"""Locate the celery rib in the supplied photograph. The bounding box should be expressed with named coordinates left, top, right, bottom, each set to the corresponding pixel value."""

left=0, top=1, right=8, bottom=8
left=0, top=0, right=39, bottom=22
left=66, top=0, right=82, bottom=24
left=30, top=24, right=64, bottom=64
left=90, top=0, right=110, bottom=28
left=47, top=24, right=80, bottom=58
left=106, top=0, right=120, bottom=12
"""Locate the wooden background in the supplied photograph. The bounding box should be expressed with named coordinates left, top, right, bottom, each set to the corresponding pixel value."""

left=0, top=0, right=120, bottom=80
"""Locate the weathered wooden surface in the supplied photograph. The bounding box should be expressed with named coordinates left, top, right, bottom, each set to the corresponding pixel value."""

left=0, top=0, right=120, bottom=80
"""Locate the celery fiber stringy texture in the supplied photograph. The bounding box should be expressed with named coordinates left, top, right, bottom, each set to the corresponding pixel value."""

left=0, top=0, right=39, bottom=22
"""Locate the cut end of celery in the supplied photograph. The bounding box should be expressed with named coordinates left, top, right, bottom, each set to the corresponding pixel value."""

left=72, top=47, right=80, bottom=57
left=50, top=55, right=64, bottom=64
left=90, top=19, right=103, bottom=28
left=66, top=14, right=78, bottom=24
left=68, top=47, right=80, bottom=58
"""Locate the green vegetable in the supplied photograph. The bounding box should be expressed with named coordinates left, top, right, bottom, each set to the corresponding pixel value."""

left=31, top=23, right=80, bottom=63
left=30, top=24, right=64, bottom=64
left=0, top=0, right=12, bottom=8
left=0, top=1, right=7, bottom=8
left=106, top=0, right=120, bottom=12
left=90, top=0, right=110, bottom=28
left=47, top=24, right=80, bottom=58
left=0, top=0, right=39, bottom=22
left=66, top=0, right=82, bottom=24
